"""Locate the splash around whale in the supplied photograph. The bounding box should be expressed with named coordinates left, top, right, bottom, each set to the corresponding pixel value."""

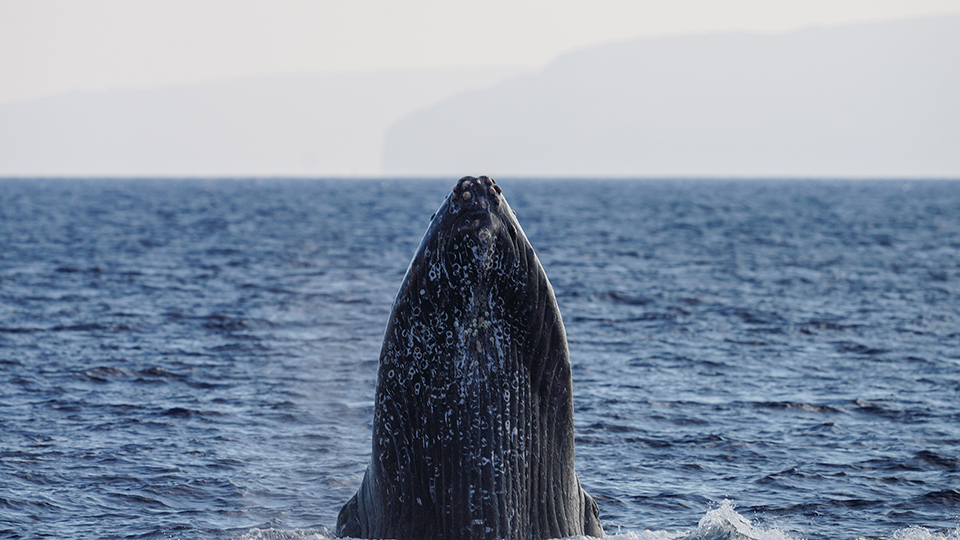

left=336, top=176, right=602, bottom=539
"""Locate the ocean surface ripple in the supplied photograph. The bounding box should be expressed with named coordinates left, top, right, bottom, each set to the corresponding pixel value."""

left=1, top=178, right=958, bottom=540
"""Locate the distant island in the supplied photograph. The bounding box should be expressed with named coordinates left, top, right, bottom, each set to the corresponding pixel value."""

left=383, top=15, right=960, bottom=178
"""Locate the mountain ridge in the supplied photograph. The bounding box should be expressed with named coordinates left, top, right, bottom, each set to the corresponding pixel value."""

left=383, top=15, right=960, bottom=178
left=0, top=66, right=527, bottom=177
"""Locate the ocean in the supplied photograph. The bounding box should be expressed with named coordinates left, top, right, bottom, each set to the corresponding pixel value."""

left=1, top=178, right=958, bottom=540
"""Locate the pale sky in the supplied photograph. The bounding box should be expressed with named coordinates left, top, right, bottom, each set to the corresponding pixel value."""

left=3, top=0, right=960, bottom=105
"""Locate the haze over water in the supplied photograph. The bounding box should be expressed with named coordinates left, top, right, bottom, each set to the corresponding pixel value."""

left=2, top=12, right=958, bottom=178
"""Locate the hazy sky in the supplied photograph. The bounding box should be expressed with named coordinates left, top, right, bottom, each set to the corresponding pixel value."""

left=3, top=0, right=960, bottom=104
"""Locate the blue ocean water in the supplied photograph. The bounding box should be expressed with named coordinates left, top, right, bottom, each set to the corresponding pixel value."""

left=1, top=178, right=958, bottom=540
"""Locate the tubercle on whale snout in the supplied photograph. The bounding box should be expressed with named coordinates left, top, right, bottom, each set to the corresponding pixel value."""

left=454, top=175, right=502, bottom=197
left=451, top=175, right=503, bottom=212
left=429, top=176, right=512, bottom=226
left=426, top=176, right=520, bottom=273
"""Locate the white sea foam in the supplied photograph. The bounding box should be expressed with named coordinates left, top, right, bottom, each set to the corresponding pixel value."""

left=235, top=528, right=329, bottom=540
left=236, top=508, right=960, bottom=540
left=603, top=500, right=798, bottom=540
left=889, top=526, right=960, bottom=540
left=237, top=501, right=797, bottom=540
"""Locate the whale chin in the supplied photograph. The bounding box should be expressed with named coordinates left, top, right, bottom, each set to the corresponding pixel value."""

left=337, top=176, right=602, bottom=540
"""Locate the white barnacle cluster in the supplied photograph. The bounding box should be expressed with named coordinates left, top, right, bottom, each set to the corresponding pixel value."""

left=460, top=311, right=492, bottom=339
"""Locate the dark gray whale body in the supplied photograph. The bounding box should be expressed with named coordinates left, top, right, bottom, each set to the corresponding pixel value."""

left=337, top=176, right=602, bottom=539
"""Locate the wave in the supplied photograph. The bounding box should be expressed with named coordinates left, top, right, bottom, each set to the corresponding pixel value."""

left=231, top=501, right=960, bottom=540
left=608, top=501, right=797, bottom=540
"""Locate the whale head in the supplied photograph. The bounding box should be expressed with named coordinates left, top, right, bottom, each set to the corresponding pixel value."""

left=337, top=176, right=602, bottom=540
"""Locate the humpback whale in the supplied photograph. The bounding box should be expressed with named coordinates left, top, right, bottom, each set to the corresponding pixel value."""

left=337, top=176, right=602, bottom=539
